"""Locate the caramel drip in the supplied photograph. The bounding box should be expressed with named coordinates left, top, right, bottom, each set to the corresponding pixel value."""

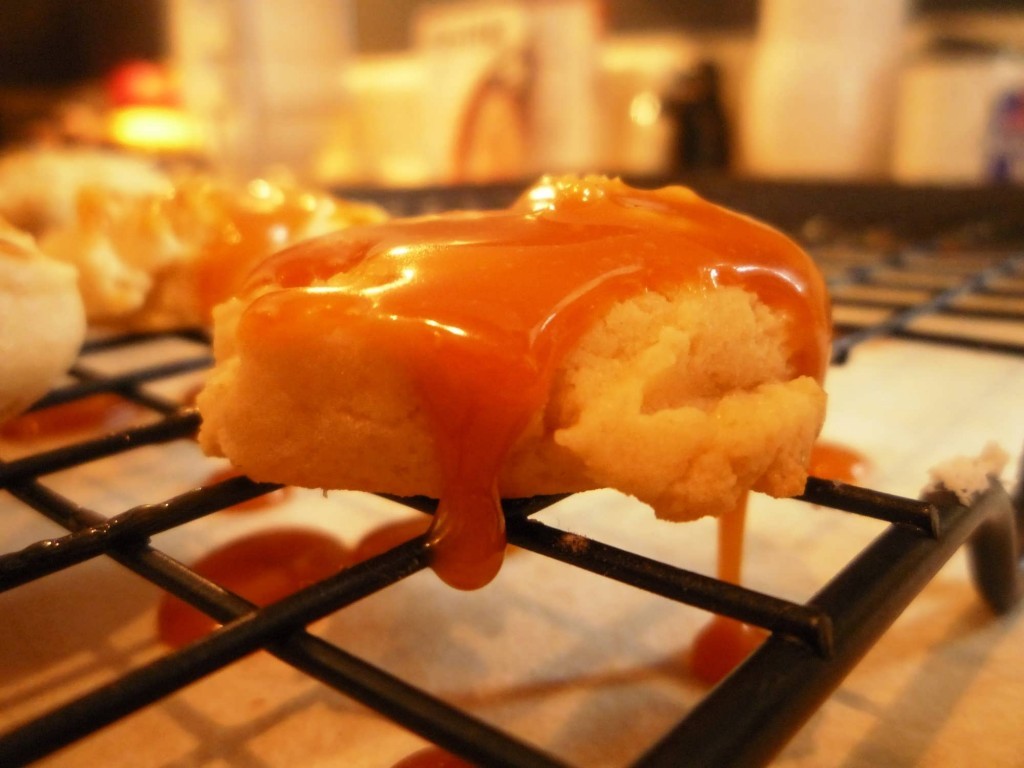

left=809, top=440, right=869, bottom=484
left=716, top=492, right=747, bottom=586
left=690, top=494, right=765, bottom=685
left=238, top=177, right=830, bottom=590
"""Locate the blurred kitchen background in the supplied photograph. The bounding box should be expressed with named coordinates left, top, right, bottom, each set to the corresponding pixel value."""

left=1, top=0, right=1023, bottom=189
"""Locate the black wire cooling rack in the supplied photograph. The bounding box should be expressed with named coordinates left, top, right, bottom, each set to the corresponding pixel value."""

left=1, top=181, right=1023, bottom=767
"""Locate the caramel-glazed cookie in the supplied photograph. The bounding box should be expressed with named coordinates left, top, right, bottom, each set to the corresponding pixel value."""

left=197, top=176, right=831, bottom=588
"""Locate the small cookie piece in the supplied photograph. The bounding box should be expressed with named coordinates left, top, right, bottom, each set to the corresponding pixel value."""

left=198, top=176, right=831, bottom=587
left=0, top=147, right=170, bottom=236
left=39, top=174, right=387, bottom=329
left=0, top=219, right=86, bottom=423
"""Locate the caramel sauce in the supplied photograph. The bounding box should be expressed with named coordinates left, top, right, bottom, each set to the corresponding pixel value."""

left=189, top=181, right=328, bottom=320
left=157, top=528, right=349, bottom=648
left=690, top=432, right=860, bottom=686
left=239, top=177, right=830, bottom=590
left=0, top=393, right=144, bottom=441
left=689, top=611, right=765, bottom=686
left=809, top=440, right=869, bottom=484
left=136, top=176, right=383, bottom=323
left=201, top=467, right=292, bottom=512
left=391, top=747, right=476, bottom=768
left=715, top=493, right=747, bottom=587
left=689, top=495, right=766, bottom=685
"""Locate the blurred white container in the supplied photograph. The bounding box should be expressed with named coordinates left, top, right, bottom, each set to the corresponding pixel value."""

left=529, top=0, right=602, bottom=174
left=598, top=35, right=699, bottom=175
left=741, top=0, right=910, bottom=179
left=892, top=43, right=1024, bottom=185
left=169, top=0, right=354, bottom=178
left=334, top=54, right=430, bottom=186
left=414, top=0, right=601, bottom=184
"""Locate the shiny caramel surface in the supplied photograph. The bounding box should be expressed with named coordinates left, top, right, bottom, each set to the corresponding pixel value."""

left=192, top=179, right=329, bottom=318
left=689, top=495, right=766, bottom=685
left=0, top=394, right=144, bottom=441
left=238, top=176, right=830, bottom=589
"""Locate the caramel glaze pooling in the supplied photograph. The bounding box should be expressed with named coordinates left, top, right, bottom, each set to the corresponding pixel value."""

left=190, top=179, right=335, bottom=320
left=238, top=176, right=830, bottom=590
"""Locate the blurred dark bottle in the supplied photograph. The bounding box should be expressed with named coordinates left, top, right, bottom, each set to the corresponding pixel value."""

left=663, top=61, right=731, bottom=172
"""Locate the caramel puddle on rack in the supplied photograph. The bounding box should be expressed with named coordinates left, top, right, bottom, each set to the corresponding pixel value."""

left=156, top=517, right=477, bottom=646
left=810, top=440, right=870, bottom=484
left=689, top=495, right=766, bottom=686
left=242, top=177, right=829, bottom=591
left=689, top=443, right=868, bottom=684
left=0, top=393, right=145, bottom=441
left=157, top=528, right=349, bottom=648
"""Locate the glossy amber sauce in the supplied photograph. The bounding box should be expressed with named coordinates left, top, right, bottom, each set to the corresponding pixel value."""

left=0, top=394, right=144, bottom=440
left=157, top=528, right=349, bottom=648
left=391, top=747, right=476, bottom=768
left=689, top=495, right=766, bottom=685
left=239, top=176, right=830, bottom=590
left=809, top=440, right=869, bottom=484
left=190, top=181, right=330, bottom=320
left=689, top=441, right=862, bottom=684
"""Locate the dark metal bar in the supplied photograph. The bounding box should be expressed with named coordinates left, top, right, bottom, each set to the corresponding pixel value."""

left=799, top=477, right=940, bottom=536
left=80, top=328, right=211, bottom=354
left=958, top=482, right=1024, bottom=614
left=336, top=178, right=1024, bottom=243
left=506, top=515, right=833, bottom=657
left=887, top=328, right=1024, bottom=357
left=27, top=357, right=212, bottom=412
left=0, top=475, right=280, bottom=591
left=936, top=307, right=1024, bottom=322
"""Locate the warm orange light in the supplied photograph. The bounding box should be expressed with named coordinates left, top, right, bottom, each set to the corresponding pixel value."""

left=108, top=105, right=202, bottom=152
left=108, top=60, right=177, bottom=107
